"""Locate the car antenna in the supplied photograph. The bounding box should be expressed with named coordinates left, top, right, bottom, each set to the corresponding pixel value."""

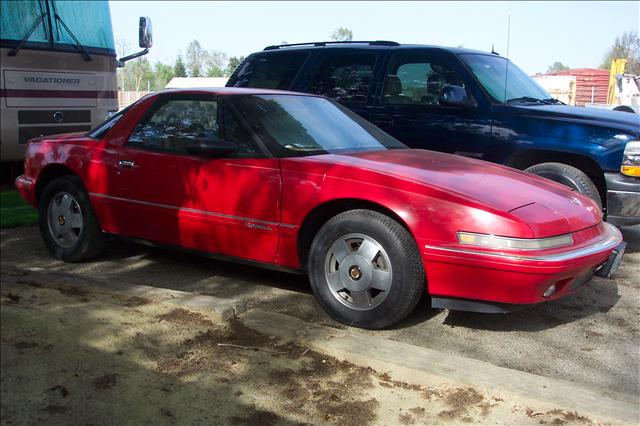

left=491, top=44, right=499, bottom=55
left=502, top=14, right=511, bottom=103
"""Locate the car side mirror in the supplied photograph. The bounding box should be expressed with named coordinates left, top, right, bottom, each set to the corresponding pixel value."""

left=185, top=135, right=236, bottom=157
left=139, top=17, right=153, bottom=48
left=439, top=85, right=476, bottom=108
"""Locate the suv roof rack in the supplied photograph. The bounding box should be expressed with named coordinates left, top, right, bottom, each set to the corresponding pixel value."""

left=263, top=40, right=400, bottom=51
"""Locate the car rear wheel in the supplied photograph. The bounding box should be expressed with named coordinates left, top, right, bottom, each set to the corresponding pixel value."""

left=39, top=176, right=105, bottom=262
left=525, top=162, right=602, bottom=209
left=308, top=209, right=425, bottom=329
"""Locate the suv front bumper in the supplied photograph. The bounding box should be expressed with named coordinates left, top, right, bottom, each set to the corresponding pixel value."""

left=605, top=172, right=640, bottom=227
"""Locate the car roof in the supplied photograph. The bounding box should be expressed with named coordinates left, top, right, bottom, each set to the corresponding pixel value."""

left=149, top=87, right=318, bottom=97
left=260, top=41, right=495, bottom=56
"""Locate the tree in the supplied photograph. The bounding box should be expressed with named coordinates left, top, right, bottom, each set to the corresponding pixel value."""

left=122, top=57, right=153, bottom=92
left=116, top=38, right=129, bottom=59
left=174, top=55, right=187, bottom=77
left=330, top=27, right=353, bottom=42
left=153, top=62, right=175, bottom=90
left=185, top=40, right=207, bottom=77
left=204, top=49, right=228, bottom=77
left=224, top=56, right=244, bottom=77
left=547, top=62, right=570, bottom=73
left=600, top=30, right=640, bottom=75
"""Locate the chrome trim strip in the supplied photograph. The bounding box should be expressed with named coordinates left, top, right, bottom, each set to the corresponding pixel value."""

left=89, top=192, right=297, bottom=229
left=425, top=223, right=622, bottom=262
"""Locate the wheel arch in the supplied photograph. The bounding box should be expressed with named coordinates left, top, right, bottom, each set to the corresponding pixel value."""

left=506, top=149, right=606, bottom=204
left=35, top=164, right=81, bottom=204
left=297, top=198, right=414, bottom=270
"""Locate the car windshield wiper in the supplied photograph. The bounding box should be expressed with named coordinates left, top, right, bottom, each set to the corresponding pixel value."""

left=506, top=96, right=552, bottom=105
left=542, top=97, right=565, bottom=105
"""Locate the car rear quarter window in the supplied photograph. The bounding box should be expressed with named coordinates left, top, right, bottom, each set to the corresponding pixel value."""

left=229, top=52, right=308, bottom=90
left=308, top=54, right=377, bottom=103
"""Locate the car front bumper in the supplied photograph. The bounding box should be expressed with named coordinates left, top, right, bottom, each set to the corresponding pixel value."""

left=605, top=172, right=640, bottom=227
left=420, top=222, right=624, bottom=311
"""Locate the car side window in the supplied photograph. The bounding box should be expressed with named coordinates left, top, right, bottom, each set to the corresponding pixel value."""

left=229, top=52, right=308, bottom=89
left=382, top=53, right=465, bottom=106
left=308, top=54, right=377, bottom=103
left=127, top=97, right=262, bottom=157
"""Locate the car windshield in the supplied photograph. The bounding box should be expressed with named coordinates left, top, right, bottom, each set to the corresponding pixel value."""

left=230, top=94, right=406, bottom=157
left=460, top=53, right=551, bottom=103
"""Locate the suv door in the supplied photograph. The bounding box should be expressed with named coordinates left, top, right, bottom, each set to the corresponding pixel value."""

left=107, top=94, right=282, bottom=263
left=370, top=50, right=494, bottom=159
left=303, top=49, right=385, bottom=121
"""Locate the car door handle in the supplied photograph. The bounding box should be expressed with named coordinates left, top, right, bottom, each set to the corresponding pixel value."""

left=118, top=160, right=135, bottom=168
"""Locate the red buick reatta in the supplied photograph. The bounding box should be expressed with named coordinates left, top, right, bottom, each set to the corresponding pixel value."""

left=16, top=88, right=626, bottom=328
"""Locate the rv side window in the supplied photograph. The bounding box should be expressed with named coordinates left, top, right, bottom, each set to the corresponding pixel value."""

left=229, top=52, right=308, bottom=90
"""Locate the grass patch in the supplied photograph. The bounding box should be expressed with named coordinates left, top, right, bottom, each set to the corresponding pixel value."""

left=1, top=190, right=38, bottom=228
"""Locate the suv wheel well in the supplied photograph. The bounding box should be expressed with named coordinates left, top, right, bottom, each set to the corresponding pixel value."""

left=297, top=199, right=411, bottom=270
left=507, top=150, right=606, bottom=205
left=35, top=165, right=78, bottom=203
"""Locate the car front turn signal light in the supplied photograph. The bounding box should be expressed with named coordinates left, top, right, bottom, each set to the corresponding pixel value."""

left=457, top=232, right=573, bottom=250
left=621, top=141, right=640, bottom=177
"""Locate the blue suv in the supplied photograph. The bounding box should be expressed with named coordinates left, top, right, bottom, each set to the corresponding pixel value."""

left=227, top=41, right=640, bottom=226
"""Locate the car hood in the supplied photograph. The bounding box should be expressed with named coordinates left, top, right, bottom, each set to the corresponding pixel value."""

left=312, top=149, right=601, bottom=235
left=510, top=104, right=640, bottom=137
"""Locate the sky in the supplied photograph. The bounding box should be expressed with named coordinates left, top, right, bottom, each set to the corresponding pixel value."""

left=109, top=1, right=640, bottom=75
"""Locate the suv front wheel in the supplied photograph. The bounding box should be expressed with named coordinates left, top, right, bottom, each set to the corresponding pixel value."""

left=525, top=162, right=602, bottom=209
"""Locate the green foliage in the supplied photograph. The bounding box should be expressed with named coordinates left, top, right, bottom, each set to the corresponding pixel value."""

left=601, top=30, right=640, bottom=75
left=119, top=57, right=153, bottom=91
left=547, top=62, right=570, bottom=73
left=153, top=62, right=175, bottom=90
left=118, top=40, right=246, bottom=93
left=225, top=56, right=244, bottom=77
left=174, top=55, right=187, bottom=77
left=330, top=27, right=353, bottom=42
left=1, top=190, right=38, bottom=228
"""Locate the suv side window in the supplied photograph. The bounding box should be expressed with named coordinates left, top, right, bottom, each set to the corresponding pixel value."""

left=382, top=53, right=465, bottom=106
left=308, top=54, right=377, bottom=103
left=229, top=52, right=308, bottom=89
left=127, top=97, right=262, bottom=157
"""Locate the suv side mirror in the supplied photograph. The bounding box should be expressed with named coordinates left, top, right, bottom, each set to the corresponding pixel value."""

left=139, top=17, right=153, bottom=48
left=440, top=85, right=476, bottom=108
left=185, top=135, right=237, bottom=157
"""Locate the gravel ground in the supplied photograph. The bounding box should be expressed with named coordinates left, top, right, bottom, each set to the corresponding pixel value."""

left=1, top=225, right=638, bottom=397
left=2, top=275, right=596, bottom=425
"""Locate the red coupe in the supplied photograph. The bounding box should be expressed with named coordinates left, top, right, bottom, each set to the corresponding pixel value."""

left=16, top=88, right=626, bottom=329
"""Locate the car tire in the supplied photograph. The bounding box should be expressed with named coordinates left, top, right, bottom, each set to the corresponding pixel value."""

left=308, top=209, right=425, bottom=329
left=38, top=176, right=105, bottom=262
left=525, top=162, right=602, bottom=208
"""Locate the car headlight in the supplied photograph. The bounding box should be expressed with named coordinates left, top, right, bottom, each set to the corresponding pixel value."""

left=621, top=140, right=640, bottom=177
left=457, top=232, right=573, bottom=250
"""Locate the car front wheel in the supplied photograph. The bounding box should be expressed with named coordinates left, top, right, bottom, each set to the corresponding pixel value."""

left=39, top=176, right=105, bottom=262
left=308, top=209, right=425, bottom=329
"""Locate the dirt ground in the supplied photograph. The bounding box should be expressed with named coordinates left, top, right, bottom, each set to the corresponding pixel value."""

left=1, top=225, right=638, bottom=400
left=1, top=271, right=603, bottom=425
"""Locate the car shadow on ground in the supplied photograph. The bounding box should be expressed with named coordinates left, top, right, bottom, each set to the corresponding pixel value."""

left=1, top=225, right=635, bottom=333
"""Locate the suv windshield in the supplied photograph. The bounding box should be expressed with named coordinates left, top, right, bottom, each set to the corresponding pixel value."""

left=230, top=95, right=406, bottom=157
left=460, top=54, right=551, bottom=104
